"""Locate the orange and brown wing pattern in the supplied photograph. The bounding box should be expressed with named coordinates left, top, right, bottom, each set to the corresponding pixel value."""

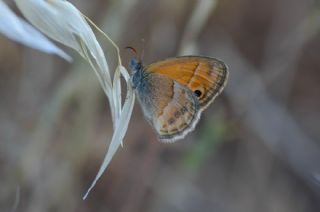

left=153, top=80, right=200, bottom=142
left=145, top=56, right=228, bottom=110
left=135, top=73, right=200, bottom=142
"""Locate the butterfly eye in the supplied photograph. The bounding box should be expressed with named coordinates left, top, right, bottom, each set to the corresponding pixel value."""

left=194, top=90, right=202, bottom=97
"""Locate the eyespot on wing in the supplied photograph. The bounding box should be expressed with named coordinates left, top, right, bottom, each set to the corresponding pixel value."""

left=145, top=56, right=228, bottom=110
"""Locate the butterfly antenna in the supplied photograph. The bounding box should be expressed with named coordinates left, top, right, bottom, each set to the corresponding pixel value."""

left=125, top=46, right=138, bottom=59
left=140, top=38, right=145, bottom=62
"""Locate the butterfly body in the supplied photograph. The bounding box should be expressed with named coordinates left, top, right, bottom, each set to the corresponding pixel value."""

left=129, top=56, right=228, bottom=142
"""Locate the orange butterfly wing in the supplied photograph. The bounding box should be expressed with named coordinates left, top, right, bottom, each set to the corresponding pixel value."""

left=145, top=56, right=228, bottom=110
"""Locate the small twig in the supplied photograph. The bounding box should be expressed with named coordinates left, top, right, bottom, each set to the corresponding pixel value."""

left=83, top=15, right=122, bottom=66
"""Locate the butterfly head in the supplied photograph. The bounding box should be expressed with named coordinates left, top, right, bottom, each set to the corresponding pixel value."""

left=129, top=58, right=142, bottom=73
left=126, top=46, right=143, bottom=73
left=126, top=46, right=146, bottom=89
left=130, top=58, right=147, bottom=90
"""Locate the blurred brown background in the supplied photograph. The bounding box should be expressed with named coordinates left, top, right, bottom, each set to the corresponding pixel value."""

left=1, top=0, right=320, bottom=211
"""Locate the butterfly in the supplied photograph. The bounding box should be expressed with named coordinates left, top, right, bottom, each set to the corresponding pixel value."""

left=129, top=54, right=228, bottom=142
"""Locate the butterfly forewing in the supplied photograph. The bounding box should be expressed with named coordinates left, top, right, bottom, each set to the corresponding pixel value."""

left=145, top=56, right=228, bottom=110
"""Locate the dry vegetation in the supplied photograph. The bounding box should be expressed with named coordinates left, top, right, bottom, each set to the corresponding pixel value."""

left=1, top=0, right=320, bottom=211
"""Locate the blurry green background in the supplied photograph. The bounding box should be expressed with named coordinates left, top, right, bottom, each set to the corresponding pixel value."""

left=1, top=0, right=320, bottom=211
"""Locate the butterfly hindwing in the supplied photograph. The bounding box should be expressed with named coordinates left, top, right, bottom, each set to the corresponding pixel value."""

left=134, top=73, right=200, bottom=142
